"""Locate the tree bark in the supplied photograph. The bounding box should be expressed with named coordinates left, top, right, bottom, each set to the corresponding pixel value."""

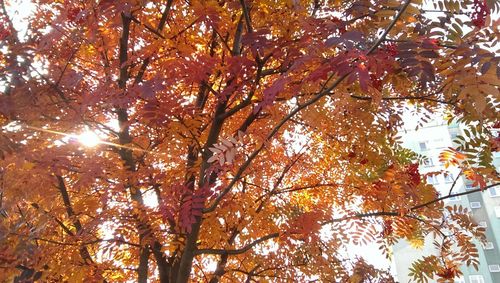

left=55, top=175, right=94, bottom=264
left=118, top=13, right=150, bottom=283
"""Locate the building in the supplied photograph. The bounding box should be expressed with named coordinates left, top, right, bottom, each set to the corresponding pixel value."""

left=393, top=118, right=500, bottom=283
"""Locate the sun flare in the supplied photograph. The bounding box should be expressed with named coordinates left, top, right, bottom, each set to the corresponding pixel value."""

left=77, top=131, right=101, bottom=147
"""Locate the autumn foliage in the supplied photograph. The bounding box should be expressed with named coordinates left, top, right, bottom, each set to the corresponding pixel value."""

left=0, top=0, right=499, bottom=282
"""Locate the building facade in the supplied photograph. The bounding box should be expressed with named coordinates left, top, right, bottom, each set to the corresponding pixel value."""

left=393, top=119, right=500, bottom=283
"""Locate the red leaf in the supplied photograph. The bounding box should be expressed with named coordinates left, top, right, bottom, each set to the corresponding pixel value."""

left=256, top=77, right=288, bottom=112
left=419, top=50, right=439, bottom=58
left=357, top=63, right=369, bottom=91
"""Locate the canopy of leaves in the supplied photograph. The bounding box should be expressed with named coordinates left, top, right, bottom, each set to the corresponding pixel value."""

left=0, top=0, right=499, bottom=282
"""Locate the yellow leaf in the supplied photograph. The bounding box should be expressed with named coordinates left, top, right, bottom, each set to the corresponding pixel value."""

left=478, top=84, right=499, bottom=96
left=377, top=10, right=396, bottom=18
left=405, top=5, right=420, bottom=15
left=22, top=162, right=35, bottom=170
left=385, top=0, right=402, bottom=7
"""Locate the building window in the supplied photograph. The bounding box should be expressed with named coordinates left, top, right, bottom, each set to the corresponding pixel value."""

left=478, top=221, right=487, bottom=228
left=482, top=242, right=494, bottom=250
left=426, top=175, right=439, bottom=185
left=495, top=206, right=500, bottom=218
left=470, top=202, right=481, bottom=209
left=419, top=141, right=428, bottom=151
left=469, top=275, right=485, bottom=283
left=489, top=186, right=499, bottom=197
left=433, top=138, right=445, bottom=148
left=448, top=195, right=461, bottom=202
left=444, top=174, right=454, bottom=183
left=454, top=277, right=465, bottom=283
left=488, top=264, right=500, bottom=272
left=465, top=184, right=476, bottom=190
left=423, top=158, right=433, bottom=167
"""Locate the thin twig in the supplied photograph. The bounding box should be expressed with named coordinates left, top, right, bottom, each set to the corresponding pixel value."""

left=447, top=169, right=462, bottom=196
left=204, top=0, right=414, bottom=213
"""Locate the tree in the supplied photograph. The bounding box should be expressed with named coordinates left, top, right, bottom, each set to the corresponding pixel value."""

left=0, top=0, right=499, bottom=282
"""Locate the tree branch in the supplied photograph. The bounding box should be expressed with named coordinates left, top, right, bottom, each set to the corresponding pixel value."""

left=384, top=38, right=457, bottom=49
left=204, top=0, right=414, bottom=213
left=447, top=170, right=462, bottom=196
left=270, top=182, right=349, bottom=197
left=130, top=16, right=166, bottom=39
left=195, top=233, right=279, bottom=255
left=349, top=94, right=454, bottom=105
left=133, top=0, right=174, bottom=84
left=231, top=15, right=244, bottom=56
left=239, top=0, right=253, bottom=33
left=117, top=13, right=150, bottom=283
left=29, top=203, right=74, bottom=237
left=366, top=0, right=412, bottom=55
left=55, top=175, right=94, bottom=264
left=322, top=183, right=500, bottom=225
left=207, top=228, right=239, bottom=283
left=350, top=83, right=449, bottom=105
left=411, top=183, right=498, bottom=211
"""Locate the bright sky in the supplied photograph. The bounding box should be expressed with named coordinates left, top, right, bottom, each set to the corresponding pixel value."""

left=4, top=0, right=35, bottom=36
